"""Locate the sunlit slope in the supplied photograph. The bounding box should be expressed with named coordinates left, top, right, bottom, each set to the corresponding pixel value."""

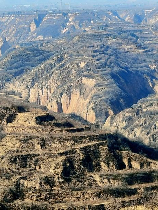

left=0, top=95, right=157, bottom=209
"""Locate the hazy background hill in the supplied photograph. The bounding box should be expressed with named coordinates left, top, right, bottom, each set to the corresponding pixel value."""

left=0, top=8, right=157, bottom=55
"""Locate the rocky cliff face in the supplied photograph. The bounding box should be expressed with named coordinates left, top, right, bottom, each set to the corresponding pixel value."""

left=2, top=22, right=157, bottom=125
left=104, top=93, right=158, bottom=148
left=0, top=9, right=157, bottom=150
left=104, top=69, right=158, bottom=148
left=0, top=95, right=157, bottom=209
left=0, top=8, right=157, bottom=210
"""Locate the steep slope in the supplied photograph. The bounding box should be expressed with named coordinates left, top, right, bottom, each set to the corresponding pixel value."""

left=104, top=93, right=158, bottom=148
left=104, top=69, right=158, bottom=148
left=0, top=37, right=10, bottom=56
left=0, top=95, right=157, bottom=209
left=0, top=9, right=157, bottom=151
left=1, top=20, right=157, bottom=125
left=0, top=43, right=54, bottom=89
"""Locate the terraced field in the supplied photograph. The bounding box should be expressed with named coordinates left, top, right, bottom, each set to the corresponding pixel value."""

left=0, top=96, right=157, bottom=209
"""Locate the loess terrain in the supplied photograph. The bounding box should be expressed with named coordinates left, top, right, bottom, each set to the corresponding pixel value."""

left=0, top=8, right=157, bottom=209
left=0, top=95, right=157, bottom=209
left=0, top=9, right=157, bottom=147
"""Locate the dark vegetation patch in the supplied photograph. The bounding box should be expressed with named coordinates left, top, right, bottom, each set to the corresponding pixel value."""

left=53, top=121, right=74, bottom=128
left=15, top=106, right=26, bottom=113
left=88, top=204, right=105, bottom=210
left=0, top=203, right=8, bottom=210
left=6, top=113, right=16, bottom=123
left=61, top=158, right=76, bottom=182
left=65, top=128, right=84, bottom=133
left=112, top=151, right=126, bottom=170
left=144, top=185, right=158, bottom=192
left=96, top=187, right=137, bottom=199
left=39, top=138, right=46, bottom=149
left=10, top=154, right=39, bottom=168
left=124, top=172, right=157, bottom=185
left=3, top=180, right=24, bottom=203
left=43, top=176, right=55, bottom=188
left=81, top=145, right=101, bottom=172
left=35, top=114, right=56, bottom=126
left=0, top=111, right=6, bottom=122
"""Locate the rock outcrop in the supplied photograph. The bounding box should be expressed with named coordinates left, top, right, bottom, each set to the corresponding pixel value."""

left=0, top=8, right=157, bottom=209
left=2, top=22, right=157, bottom=126
left=104, top=93, right=158, bottom=148
left=0, top=10, right=157, bottom=125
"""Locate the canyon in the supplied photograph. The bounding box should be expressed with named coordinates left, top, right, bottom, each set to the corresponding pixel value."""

left=0, top=8, right=157, bottom=209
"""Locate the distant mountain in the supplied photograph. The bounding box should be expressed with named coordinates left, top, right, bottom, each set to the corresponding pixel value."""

left=0, top=9, right=157, bottom=49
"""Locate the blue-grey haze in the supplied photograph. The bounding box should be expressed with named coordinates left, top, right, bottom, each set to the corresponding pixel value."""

left=0, top=0, right=157, bottom=8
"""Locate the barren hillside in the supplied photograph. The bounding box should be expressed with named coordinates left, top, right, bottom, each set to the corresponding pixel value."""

left=0, top=95, right=157, bottom=209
